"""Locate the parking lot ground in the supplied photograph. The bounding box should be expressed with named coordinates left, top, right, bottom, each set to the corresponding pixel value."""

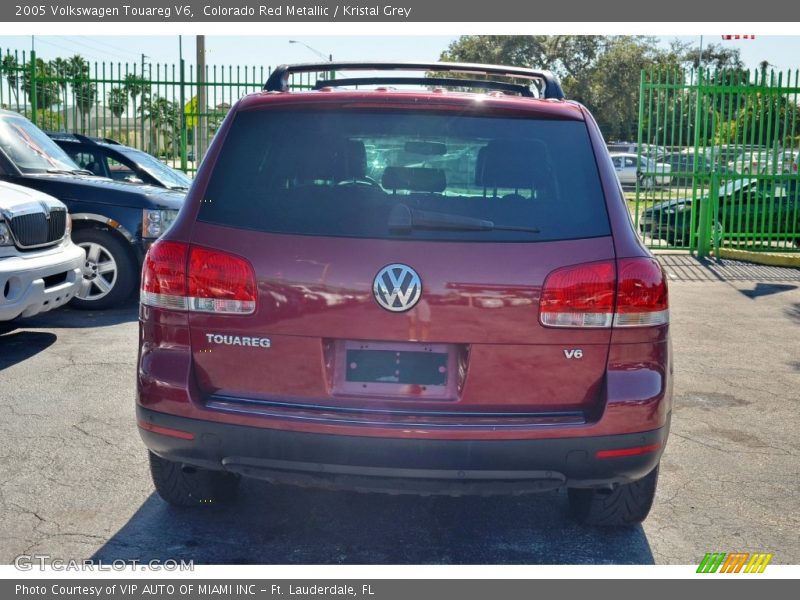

left=1, top=256, right=799, bottom=565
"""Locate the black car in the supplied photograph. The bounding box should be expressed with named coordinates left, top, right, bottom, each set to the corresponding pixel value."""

left=0, top=110, right=184, bottom=309
left=48, top=133, right=192, bottom=192
left=640, top=177, right=800, bottom=246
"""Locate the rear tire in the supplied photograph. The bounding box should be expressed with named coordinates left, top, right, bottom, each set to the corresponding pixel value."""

left=568, top=466, right=659, bottom=526
left=148, top=451, right=240, bottom=507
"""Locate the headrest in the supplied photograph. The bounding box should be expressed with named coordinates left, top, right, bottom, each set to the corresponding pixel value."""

left=333, top=139, right=367, bottom=180
left=475, top=139, right=545, bottom=189
left=382, top=167, right=446, bottom=193
left=293, top=138, right=367, bottom=181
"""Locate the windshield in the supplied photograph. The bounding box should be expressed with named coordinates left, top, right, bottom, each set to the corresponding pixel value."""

left=720, top=178, right=757, bottom=196
left=199, top=110, right=610, bottom=243
left=0, top=116, right=80, bottom=173
left=121, top=149, right=192, bottom=188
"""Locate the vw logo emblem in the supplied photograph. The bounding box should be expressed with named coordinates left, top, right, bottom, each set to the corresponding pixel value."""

left=373, top=264, right=422, bottom=312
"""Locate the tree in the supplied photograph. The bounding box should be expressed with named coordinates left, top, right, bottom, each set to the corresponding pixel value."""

left=438, top=35, right=682, bottom=140
left=48, top=56, right=73, bottom=126
left=73, top=81, right=97, bottom=133
left=140, top=95, right=179, bottom=153
left=123, top=72, right=148, bottom=105
left=62, top=55, right=96, bottom=133
left=107, top=87, right=128, bottom=118
left=22, top=58, right=60, bottom=110
left=735, top=92, right=800, bottom=147
left=587, top=38, right=670, bottom=140
left=66, top=54, right=90, bottom=79
left=681, top=43, right=744, bottom=71
left=1, top=54, right=21, bottom=105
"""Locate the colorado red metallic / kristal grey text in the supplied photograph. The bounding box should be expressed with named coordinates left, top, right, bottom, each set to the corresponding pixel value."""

left=201, top=5, right=413, bottom=18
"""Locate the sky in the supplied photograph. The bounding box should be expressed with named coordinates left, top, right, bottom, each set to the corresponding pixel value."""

left=2, top=35, right=799, bottom=74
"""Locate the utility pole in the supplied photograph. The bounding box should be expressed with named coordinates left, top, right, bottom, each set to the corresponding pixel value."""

left=140, top=53, right=148, bottom=152
left=196, top=35, right=206, bottom=162
left=179, top=36, right=187, bottom=173
left=698, top=35, right=704, bottom=70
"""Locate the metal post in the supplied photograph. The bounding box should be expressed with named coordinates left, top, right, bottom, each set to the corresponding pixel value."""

left=29, top=50, right=37, bottom=126
left=196, top=35, right=206, bottom=162
left=692, top=67, right=706, bottom=257
left=140, top=53, right=146, bottom=151
left=634, top=69, right=646, bottom=234
left=710, top=172, right=721, bottom=259
left=179, top=36, right=187, bottom=173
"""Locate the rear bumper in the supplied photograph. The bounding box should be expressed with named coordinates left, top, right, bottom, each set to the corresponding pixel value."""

left=138, top=405, right=669, bottom=495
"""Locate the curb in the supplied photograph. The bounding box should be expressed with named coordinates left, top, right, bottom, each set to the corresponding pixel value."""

left=718, top=248, right=800, bottom=268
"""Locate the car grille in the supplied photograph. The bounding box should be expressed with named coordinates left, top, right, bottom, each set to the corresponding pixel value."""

left=10, top=208, right=67, bottom=248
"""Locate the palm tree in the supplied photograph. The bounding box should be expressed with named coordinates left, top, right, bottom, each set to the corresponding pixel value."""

left=66, top=55, right=96, bottom=133
left=123, top=72, right=149, bottom=147
left=1, top=54, right=20, bottom=105
left=22, top=58, right=60, bottom=111
left=73, top=81, right=97, bottom=133
left=107, top=87, right=128, bottom=118
left=140, top=95, right=179, bottom=154
left=49, top=57, right=71, bottom=127
left=123, top=72, right=148, bottom=105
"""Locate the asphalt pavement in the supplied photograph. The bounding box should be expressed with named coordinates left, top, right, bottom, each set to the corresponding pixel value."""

left=1, top=255, right=798, bottom=565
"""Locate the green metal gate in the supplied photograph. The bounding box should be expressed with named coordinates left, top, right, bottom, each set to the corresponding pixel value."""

left=635, top=68, right=800, bottom=256
left=0, top=49, right=319, bottom=177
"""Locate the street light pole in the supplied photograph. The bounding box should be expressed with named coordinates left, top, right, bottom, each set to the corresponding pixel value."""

left=289, top=40, right=332, bottom=62
left=289, top=40, right=334, bottom=83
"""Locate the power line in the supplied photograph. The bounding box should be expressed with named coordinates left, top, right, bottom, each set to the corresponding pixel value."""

left=52, top=36, right=134, bottom=62
left=75, top=36, right=139, bottom=57
left=32, top=37, right=102, bottom=59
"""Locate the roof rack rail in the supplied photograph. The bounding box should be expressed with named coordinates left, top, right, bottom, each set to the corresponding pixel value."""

left=263, top=61, right=565, bottom=100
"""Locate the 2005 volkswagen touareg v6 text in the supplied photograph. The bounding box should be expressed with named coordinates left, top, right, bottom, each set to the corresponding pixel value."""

left=137, top=62, right=672, bottom=525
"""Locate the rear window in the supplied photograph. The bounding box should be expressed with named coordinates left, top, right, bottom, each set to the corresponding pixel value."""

left=199, top=109, right=610, bottom=242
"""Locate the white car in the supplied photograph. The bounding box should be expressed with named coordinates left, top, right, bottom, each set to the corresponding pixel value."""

left=729, top=150, right=799, bottom=175
left=0, top=181, right=84, bottom=323
left=610, top=152, right=672, bottom=189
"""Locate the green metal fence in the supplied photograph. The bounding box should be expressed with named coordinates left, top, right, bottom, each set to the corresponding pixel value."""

left=635, top=68, right=800, bottom=256
left=0, top=49, right=319, bottom=176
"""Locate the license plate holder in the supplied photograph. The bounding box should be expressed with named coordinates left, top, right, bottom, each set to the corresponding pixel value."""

left=332, top=340, right=456, bottom=399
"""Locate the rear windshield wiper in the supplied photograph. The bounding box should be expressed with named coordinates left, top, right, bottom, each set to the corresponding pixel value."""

left=388, top=203, right=540, bottom=234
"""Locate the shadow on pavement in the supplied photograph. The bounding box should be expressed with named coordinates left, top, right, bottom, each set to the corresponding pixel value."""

left=0, top=330, right=57, bottom=371
left=739, top=283, right=798, bottom=299
left=91, top=483, right=655, bottom=564
left=786, top=302, right=800, bottom=324
left=7, top=300, right=139, bottom=331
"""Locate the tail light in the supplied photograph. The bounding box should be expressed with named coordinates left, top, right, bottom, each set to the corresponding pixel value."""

left=540, top=258, right=668, bottom=328
left=141, top=240, right=256, bottom=314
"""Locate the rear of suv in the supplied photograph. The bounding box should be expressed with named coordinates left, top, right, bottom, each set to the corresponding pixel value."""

left=137, top=62, right=671, bottom=526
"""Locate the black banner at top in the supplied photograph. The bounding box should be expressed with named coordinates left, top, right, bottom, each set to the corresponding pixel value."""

left=3, top=0, right=799, bottom=22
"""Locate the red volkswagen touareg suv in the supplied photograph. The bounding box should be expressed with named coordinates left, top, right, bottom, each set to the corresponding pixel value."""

left=136, top=62, right=671, bottom=525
